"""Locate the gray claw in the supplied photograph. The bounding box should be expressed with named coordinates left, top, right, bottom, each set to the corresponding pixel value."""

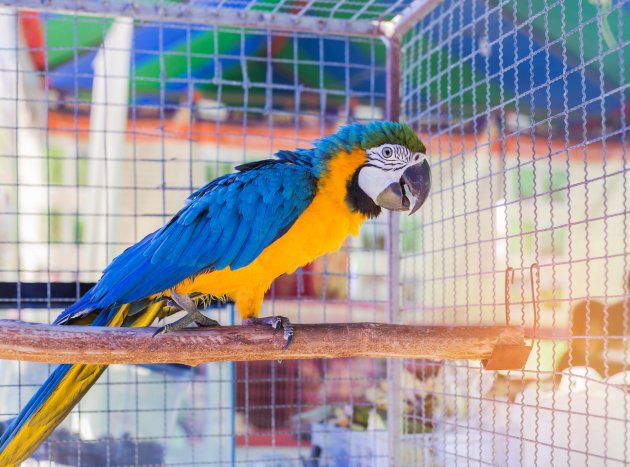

left=194, top=315, right=221, bottom=328
left=242, top=315, right=294, bottom=349
left=282, top=324, right=294, bottom=350
left=152, top=325, right=168, bottom=337
left=152, top=291, right=220, bottom=336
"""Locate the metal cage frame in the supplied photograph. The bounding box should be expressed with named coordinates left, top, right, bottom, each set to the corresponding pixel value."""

left=1, top=0, right=627, bottom=465
left=0, top=1, right=444, bottom=464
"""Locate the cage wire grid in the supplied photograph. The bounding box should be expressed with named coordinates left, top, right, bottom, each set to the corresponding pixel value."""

left=0, top=0, right=628, bottom=466
left=399, top=0, right=629, bottom=465
left=0, top=2, right=395, bottom=466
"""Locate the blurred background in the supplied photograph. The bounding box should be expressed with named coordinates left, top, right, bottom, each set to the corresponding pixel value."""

left=0, top=0, right=628, bottom=465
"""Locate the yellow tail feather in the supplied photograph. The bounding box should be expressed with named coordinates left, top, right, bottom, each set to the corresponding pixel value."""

left=0, top=301, right=164, bottom=466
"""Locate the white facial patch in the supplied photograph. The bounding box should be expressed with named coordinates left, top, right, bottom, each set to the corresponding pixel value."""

left=358, top=164, right=406, bottom=202
left=358, top=144, right=426, bottom=203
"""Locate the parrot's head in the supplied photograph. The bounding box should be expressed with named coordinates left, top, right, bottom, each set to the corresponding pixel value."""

left=315, top=121, right=431, bottom=219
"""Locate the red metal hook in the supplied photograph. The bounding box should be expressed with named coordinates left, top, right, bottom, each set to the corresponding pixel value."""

left=504, top=266, right=515, bottom=326
left=483, top=263, right=540, bottom=370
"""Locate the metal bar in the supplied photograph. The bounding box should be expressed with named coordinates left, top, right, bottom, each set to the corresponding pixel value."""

left=0, top=319, right=526, bottom=365
left=384, top=34, right=403, bottom=467
left=1, top=0, right=446, bottom=39
left=0, top=0, right=387, bottom=37
left=0, top=281, right=95, bottom=308
left=0, top=281, right=232, bottom=308
left=386, top=0, right=445, bottom=39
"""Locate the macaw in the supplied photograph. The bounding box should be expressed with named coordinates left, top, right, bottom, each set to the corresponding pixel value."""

left=0, top=121, right=430, bottom=464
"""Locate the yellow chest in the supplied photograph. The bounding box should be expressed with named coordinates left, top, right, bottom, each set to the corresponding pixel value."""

left=177, top=149, right=368, bottom=307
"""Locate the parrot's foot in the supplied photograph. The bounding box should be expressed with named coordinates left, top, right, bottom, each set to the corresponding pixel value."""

left=242, top=315, right=294, bottom=349
left=153, top=291, right=220, bottom=336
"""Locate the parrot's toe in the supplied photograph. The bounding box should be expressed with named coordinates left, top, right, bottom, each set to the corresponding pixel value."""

left=153, top=290, right=221, bottom=336
left=152, top=313, right=220, bottom=336
left=152, top=325, right=169, bottom=337
left=152, top=312, right=194, bottom=336
left=242, top=315, right=294, bottom=349
left=280, top=317, right=294, bottom=349
left=194, top=314, right=221, bottom=328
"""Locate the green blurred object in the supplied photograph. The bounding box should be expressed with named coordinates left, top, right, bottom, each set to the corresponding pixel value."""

left=45, top=15, right=113, bottom=68
left=36, top=0, right=627, bottom=117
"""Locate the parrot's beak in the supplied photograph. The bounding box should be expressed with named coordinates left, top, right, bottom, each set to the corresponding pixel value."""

left=375, top=159, right=431, bottom=215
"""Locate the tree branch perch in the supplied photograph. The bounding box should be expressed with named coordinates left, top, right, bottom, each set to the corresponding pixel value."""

left=0, top=319, right=527, bottom=366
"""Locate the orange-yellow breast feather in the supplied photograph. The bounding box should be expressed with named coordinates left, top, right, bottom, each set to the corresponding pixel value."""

left=175, top=149, right=368, bottom=317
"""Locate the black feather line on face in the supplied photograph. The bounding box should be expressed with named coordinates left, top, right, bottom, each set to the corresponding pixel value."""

left=346, top=167, right=382, bottom=219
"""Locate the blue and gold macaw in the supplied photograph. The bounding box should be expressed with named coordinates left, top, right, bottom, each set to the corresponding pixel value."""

left=0, top=121, right=430, bottom=464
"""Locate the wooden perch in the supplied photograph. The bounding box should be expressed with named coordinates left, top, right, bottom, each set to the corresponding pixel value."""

left=0, top=319, right=527, bottom=366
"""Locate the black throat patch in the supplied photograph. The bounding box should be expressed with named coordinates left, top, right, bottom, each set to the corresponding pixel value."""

left=346, top=167, right=382, bottom=219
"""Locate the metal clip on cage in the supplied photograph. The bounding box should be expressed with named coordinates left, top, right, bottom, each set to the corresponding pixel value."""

left=482, top=263, right=540, bottom=370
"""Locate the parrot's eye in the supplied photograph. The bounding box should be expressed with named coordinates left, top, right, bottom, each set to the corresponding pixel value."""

left=382, top=146, right=393, bottom=158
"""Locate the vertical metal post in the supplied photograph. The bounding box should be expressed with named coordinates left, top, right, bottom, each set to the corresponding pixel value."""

left=384, top=34, right=402, bottom=467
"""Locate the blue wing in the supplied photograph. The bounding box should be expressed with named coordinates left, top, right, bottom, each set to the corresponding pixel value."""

left=55, top=161, right=317, bottom=324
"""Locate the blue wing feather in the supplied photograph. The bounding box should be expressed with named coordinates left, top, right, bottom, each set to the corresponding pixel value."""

left=55, top=161, right=316, bottom=324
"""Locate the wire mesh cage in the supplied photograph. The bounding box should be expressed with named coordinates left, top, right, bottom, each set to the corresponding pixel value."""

left=0, top=0, right=628, bottom=466
left=400, top=0, right=629, bottom=465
